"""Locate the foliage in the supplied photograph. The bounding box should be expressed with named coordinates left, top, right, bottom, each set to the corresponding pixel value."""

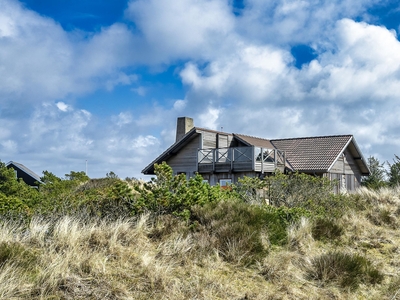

left=232, top=171, right=346, bottom=219
left=362, top=156, right=387, bottom=189
left=132, top=162, right=226, bottom=218
left=264, top=171, right=334, bottom=208
left=308, top=251, right=383, bottom=289
left=190, top=200, right=267, bottom=264
left=387, top=155, right=400, bottom=187
left=64, top=171, right=90, bottom=182
left=0, top=162, right=42, bottom=215
left=233, top=176, right=268, bottom=204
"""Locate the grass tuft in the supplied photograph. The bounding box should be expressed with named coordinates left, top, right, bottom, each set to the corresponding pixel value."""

left=307, top=251, right=383, bottom=289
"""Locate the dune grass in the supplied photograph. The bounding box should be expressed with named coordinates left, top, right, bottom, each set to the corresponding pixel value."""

left=1, top=186, right=400, bottom=299
left=4, top=172, right=400, bottom=299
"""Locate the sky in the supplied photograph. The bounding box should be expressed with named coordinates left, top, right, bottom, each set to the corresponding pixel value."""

left=1, top=0, right=400, bottom=179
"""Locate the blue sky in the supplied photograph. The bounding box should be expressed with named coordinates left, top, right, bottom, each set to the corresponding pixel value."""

left=1, top=0, right=400, bottom=179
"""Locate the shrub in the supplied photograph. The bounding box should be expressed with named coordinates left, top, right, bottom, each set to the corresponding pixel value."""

left=132, top=162, right=225, bottom=218
left=263, top=171, right=334, bottom=208
left=190, top=200, right=267, bottom=265
left=308, top=251, right=383, bottom=289
left=263, top=205, right=310, bottom=246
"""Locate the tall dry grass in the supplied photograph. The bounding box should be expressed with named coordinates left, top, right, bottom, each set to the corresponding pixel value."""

left=1, top=187, right=400, bottom=299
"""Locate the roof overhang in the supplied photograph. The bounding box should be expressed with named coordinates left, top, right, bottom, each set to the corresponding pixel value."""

left=327, top=136, right=370, bottom=176
left=141, top=127, right=200, bottom=175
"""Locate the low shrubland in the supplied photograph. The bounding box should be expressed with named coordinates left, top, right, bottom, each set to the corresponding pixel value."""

left=1, top=162, right=400, bottom=299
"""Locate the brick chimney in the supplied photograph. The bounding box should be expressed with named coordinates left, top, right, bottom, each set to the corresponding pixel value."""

left=176, top=117, right=194, bottom=142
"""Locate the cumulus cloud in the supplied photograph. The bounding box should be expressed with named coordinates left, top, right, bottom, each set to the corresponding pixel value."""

left=1, top=0, right=400, bottom=178
left=0, top=0, right=137, bottom=109
left=126, top=0, right=236, bottom=62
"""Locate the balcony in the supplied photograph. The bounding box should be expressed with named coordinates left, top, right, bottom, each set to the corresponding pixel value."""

left=197, top=146, right=285, bottom=173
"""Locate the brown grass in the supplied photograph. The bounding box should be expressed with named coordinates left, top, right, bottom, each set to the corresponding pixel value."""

left=1, top=187, right=400, bottom=299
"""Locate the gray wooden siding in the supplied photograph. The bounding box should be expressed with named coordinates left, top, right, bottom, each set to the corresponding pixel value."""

left=167, top=136, right=200, bottom=176
left=202, top=172, right=259, bottom=185
left=217, top=133, right=229, bottom=148
left=329, top=148, right=362, bottom=191
left=201, top=131, right=217, bottom=148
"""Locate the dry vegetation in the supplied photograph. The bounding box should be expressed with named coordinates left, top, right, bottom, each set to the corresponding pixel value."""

left=1, top=186, right=400, bottom=299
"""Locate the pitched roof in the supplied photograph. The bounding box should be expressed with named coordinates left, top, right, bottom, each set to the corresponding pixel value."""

left=6, top=161, right=42, bottom=183
left=234, top=133, right=275, bottom=149
left=142, top=126, right=370, bottom=176
left=270, top=135, right=369, bottom=174
left=142, top=127, right=200, bottom=174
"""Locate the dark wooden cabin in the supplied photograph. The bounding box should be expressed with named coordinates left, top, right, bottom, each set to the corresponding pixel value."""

left=6, top=161, right=42, bottom=186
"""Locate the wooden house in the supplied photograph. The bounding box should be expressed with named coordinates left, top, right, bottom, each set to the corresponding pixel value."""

left=6, top=161, right=42, bottom=186
left=142, top=117, right=370, bottom=192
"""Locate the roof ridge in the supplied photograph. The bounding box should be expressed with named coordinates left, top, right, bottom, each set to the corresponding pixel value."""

left=194, top=126, right=231, bottom=135
left=271, top=134, right=353, bottom=141
left=234, top=133, right=271, bottom=141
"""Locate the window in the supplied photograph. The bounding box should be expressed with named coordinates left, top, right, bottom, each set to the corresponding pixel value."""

left=219, top=179, right=231, bottom=186
left=219, top=179, right=232, bottom=189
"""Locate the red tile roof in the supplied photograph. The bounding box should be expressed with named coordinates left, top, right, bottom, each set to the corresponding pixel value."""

left=271, top=135, right=353, bottom=171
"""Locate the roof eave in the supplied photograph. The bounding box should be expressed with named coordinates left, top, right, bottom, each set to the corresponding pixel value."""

left=327, top=136, right=353, bottom=172
left=141, top=127, right=199, bottom=175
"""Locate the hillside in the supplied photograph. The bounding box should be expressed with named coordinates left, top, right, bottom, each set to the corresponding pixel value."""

left=0, top=163, right=400, bottom=299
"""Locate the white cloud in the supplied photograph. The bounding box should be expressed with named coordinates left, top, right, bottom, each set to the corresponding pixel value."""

left=126, top=0, right=236, bottom=62
left=0, top=1, right=138, bottom=108
left=56, top=102, right=71, bottom=112
left=2, top=0, right=400, bottom=179
left=173, top=100, right=186, bottom=111
left=113, top=112, right=133, bottom=127
left=132, top=86, right=147, bottom=96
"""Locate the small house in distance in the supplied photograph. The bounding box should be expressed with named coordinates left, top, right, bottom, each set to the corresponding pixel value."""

left=142, top=117, right=370, bottom=192
left=6, top=161, right=42, bottom=186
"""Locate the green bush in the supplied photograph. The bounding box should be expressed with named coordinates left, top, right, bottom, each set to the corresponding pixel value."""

left=263, top=171, right=334, bottom=208
left=263, top=205, right=310, bottom=245
left=132, top=162, right=226, bottom=218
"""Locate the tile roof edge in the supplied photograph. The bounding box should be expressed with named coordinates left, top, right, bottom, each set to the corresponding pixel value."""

left=270, top=134, right=353, bottom=142
left=327, top=136, right=353, bottom=172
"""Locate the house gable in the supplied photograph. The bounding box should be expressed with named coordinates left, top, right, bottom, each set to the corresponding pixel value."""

left=270, top=135, right=354, bottom=172
left=6, top=161, right=41, bottom=186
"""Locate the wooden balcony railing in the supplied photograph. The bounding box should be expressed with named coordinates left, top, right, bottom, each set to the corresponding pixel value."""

left=197, top=146, right=285, bottom=173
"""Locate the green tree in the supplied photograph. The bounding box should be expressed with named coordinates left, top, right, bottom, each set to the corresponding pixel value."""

left=361, top=156, right=386, bottom=189
left=65, top=171, right=89, bottom=182
left=133, top=162, right=225, bottom=218
left=387, top=155, right=400, bottom=187
left=0, top=161, right=42, bottom=214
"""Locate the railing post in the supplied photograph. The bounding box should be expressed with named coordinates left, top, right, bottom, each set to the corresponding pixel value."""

left=230, top=147, right=234, bottom=171
left=213, top=149, right=216, bottom=172
left=261, top=148, right=264, bottom=174
left=196, top=148, right=199, bottom=172
left=252, top=146, right=255, bottom=171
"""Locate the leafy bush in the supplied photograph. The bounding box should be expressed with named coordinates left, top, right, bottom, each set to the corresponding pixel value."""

left=263, top=205, right=310, bottom=245
left=263, top=171, right=334, bottom=207
left=132, top=162, right=226, bottom=218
